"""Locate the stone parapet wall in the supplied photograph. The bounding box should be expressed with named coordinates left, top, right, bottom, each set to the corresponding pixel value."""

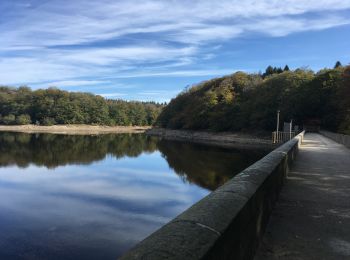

left=320, top=130, right=350, bottom=148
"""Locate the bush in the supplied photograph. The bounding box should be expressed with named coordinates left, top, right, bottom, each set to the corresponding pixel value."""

left=16, top=114, right=32, bottom=125
left=1, top=114, right=16, bottom=125
left=42, top=117, right=56, bottom=126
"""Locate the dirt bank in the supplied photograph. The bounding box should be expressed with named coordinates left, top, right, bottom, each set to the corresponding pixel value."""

left=146, top=128, right=275, bottom=150
left=0, top=125, right=150, bottom=135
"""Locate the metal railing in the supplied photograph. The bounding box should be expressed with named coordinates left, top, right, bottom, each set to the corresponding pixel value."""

left=272, top=131, right=296, bottom=144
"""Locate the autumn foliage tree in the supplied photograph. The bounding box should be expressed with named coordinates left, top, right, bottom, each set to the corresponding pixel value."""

left=156, top=64, right=350, bottom=134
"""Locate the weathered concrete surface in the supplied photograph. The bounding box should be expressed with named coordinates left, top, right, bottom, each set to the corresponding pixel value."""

left=255, top=133, right=350, bottom=260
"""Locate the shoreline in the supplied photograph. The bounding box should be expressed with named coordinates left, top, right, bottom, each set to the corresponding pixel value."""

left=0, top=124, right=150, bottom=135
left=146, top=128, right=275, bottom=150
left=0, top=125, right=276, bottom=149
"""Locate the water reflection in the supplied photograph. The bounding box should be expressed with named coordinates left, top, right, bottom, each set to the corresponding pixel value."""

left=0, top=132, right=158, bottom=168
left=0, top=132, right=265, bottom=259
left=157, top=140, right=265, bottom=190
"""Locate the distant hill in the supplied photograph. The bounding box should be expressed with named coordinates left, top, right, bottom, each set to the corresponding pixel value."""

left=156, top=64, right=350, bottom=135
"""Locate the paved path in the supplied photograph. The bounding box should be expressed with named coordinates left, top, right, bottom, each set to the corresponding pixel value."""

left=255, top=133, right=350, bottom=260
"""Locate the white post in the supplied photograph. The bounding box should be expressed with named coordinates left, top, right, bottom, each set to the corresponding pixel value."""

left=290, top=119, right=293, bottom=140
left=276, top=110, right=280, bottom=142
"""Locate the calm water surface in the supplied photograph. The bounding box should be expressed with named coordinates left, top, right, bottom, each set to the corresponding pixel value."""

left=0, top=132, right=266, bottom=259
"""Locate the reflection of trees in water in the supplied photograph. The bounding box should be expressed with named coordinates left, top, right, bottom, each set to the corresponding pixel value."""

left=0, top=132, right=266, bottom=191
left=157, top=140, right=266, bottom=191
left=0, top=132, right=158, bottom=169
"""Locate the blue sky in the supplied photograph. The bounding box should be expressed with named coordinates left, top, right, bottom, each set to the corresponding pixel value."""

left=0, top=0, right=349, bottom=102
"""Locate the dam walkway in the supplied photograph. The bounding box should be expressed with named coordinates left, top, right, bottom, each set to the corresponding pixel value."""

left=256, top=133, right=350, bottom=259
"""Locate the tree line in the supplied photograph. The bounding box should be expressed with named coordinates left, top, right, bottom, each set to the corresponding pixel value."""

left=0, top=86, right=164, bottom=126
left=156, top=62, right=350, bottom=135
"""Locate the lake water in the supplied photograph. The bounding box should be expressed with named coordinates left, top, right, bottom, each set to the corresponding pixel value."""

left=0, top=132, right=265, bottom=259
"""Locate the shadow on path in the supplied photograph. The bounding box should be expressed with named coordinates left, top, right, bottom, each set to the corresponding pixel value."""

left=255, top=133, right=350, bottom=260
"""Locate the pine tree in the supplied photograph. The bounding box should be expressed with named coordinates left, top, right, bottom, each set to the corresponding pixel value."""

left=276, top=67, right=283, bottom=73
left=264, top=66, right=274, bottom=77
left=284, top=65, right=290, bottom=71
left=334, top=61, right=342, bottom=68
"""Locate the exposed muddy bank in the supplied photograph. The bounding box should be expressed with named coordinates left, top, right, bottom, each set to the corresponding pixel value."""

left=0, top=124, right=150, bottom=135
left=146, top=128, right=275, bottom=150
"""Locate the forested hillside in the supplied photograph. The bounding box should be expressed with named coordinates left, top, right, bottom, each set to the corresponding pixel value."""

left=0, top=87, right=164, bottom=126
left=157, top=63, right=350, bottom=134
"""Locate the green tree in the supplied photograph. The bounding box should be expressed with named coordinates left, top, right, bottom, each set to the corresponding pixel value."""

left=334, top=61, right=342, bottom=68
left=263, top=66, right=274, bottom=77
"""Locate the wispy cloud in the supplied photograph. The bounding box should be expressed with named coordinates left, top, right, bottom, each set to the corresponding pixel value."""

left=32, top=80, right=110, bottom=89
left=0, top=0, right=349, bottom=100
left=57, top=46, right=197, bottom=65
left=1, top=0, right=349, bottom=49
left=98, top=92, right=128, bottom=98
left=247, top=15, right=350, bottom=37
left=107, top=69, right=237, bottom=78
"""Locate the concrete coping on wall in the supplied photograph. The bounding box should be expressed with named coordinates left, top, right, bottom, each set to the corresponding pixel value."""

left=121, top=131, right=305, bottom=260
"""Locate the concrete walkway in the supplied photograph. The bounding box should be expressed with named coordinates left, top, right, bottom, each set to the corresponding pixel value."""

left=255, top=133, right=350, bottom=260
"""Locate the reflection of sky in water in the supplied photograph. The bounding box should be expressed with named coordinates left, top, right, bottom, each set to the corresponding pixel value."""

left=0, top=152, right=209, bottom=259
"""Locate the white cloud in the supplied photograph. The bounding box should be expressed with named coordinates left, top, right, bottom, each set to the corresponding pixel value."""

left=1, top=0, right=349, bottom=48
left=247, top=15, right=350, bottom=37
left=57, top=46, right=197, bottom=65
left=2, top=0, right=349, bottom=50
left=170, top=25, right=244, bottom=44
left=0, top=0, right=349, bottom=90
left=111, top=69, right=236, bottom=78
left=0, top=57, right=85, bottom=85
left=32, top=80, right=110, bottom=89
left=99, top=92, right=128, bottom=98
